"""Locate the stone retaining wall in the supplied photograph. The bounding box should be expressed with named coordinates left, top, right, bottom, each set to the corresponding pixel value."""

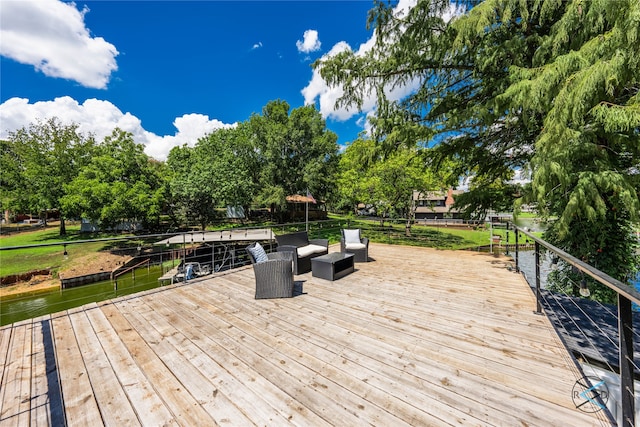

left=60, top=272, right=112, bottom=289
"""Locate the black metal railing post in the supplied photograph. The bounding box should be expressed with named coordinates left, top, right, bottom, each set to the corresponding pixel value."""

left=510, top=222, right=639, bottom=427
left=514, top=229, right=520, bottom=273
left=618, top=294, right=635, bottom=427
left=505, top=223, right=509, bottom=256
left=534, top=241, right=541, bottom=314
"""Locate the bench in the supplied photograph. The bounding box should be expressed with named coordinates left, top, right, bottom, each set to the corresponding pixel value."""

left=275, top=231, right=328, bottom=275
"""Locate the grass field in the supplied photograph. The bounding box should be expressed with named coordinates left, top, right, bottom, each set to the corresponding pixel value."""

left=1, top=217, right=535, bottom=279
left=0, top=224, right=122, bottom=277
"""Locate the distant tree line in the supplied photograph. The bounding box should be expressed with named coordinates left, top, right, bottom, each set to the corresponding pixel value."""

left=0, top=100, right=449, bottom=236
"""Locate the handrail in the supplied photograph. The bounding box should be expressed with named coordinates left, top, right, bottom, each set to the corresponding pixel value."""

left=510, top=222, right=636, bottom=427
left=511, top=223, right=640, bottom=304
left=111, top=258, right=150, bottom=281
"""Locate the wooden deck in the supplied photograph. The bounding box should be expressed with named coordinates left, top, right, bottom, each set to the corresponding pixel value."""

left=1, top=243, right=614, bottom=426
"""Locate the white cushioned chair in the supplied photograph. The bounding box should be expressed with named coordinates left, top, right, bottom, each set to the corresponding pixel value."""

left=340, top=229, right=369, bottom=262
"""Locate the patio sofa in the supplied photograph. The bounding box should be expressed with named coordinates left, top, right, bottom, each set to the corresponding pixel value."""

left=275, top=231, right=328, bottom=275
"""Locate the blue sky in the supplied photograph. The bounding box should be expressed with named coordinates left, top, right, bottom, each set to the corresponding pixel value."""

left=0, top=0, right=389, bottom=160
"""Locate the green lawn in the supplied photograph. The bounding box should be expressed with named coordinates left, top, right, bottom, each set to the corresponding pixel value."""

left=336, top=219, right=536, bottom=250
left=1, top=217, right=540, bottom=278
left=0, top=225, right=118, bottom=277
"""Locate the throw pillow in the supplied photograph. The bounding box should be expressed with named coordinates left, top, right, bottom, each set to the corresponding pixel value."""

left=248, top=242, right=268, bottom=263
left=343, top=229, right=361, bottom=244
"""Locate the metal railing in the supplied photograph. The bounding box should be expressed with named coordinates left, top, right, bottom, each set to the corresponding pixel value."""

left=511, top=223, right=639, bottom=427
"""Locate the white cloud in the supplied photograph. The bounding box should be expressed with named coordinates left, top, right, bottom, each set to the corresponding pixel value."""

left=251, top=42, right=263, bottom=50
left=0, top=0, right=118, bottom=89
left=301, top=0, right=464, bottom=136
left=296, top=29, right=321, bottom=54
left=0, top=97, right=236, bottom=161
left=144, top=113, right=236, bottom=161
left=296, top=30, right=321, bottom=54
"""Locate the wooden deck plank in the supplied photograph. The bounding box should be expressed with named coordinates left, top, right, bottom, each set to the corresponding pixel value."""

left=301, top=275, right=575, bottom=389
left=174, top=284, right=421, bottom=427
left=51, top=312, right=104, bottom=426
left=87, top=302, right=178, bottom=427
left=211, top=274, right=578, bottom=426
left=143, top=292, right=308, bottom=426
left=113, top=296, right=255, bottom=425
left=148, top=289, right=332, bottom=427
left=67, top=305, right=141, bottom=426
left=30, top=315, right=65, bottom=427
left=0, top=321, right=30, bottom=426
left=194, top=276, right=486, bottom=426
left=98, top=301, right=216, bottom=426
left=164, top=288, right=379, bottom=427
left=0, top=324, right=13, bottom=421
left=0, top=243, right=614, bottom=426
left=0, top=325, right=12, bottom=383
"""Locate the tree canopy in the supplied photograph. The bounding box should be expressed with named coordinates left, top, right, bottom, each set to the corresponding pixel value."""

left=61, top=128, right=165, bottom=231
left=165, top=100, right=339, bottom=226
left=316, top=0, right=640, bottom=292
left=248, top=100, right=339, bottom=220
left=2, top=118, right=96, bottom=235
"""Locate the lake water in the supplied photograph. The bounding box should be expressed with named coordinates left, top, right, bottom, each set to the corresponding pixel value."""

left=512, top=250, right=640, bottom=303
left=1, top=265, right=164, bottom=326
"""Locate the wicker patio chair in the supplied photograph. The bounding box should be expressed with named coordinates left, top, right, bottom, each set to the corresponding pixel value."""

left=340, top=228, right=369, bottom=262
left=246, top=242, right=295, bottom=299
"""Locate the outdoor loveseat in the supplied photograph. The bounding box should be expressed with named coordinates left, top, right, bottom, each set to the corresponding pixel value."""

left=275, top=231, right=328, bottom=275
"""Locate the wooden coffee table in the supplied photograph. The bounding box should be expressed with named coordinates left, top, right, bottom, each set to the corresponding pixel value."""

left=311, top=252, right=355, bottom=281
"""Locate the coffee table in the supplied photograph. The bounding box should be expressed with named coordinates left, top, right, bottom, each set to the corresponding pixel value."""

left=311, top=252, right=355, bottom=281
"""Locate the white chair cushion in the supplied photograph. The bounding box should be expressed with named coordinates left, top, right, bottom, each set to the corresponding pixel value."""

left=248, top=242, right=268, bottom=263
left=345, top=242, right=366, bottom=250
left=297, top=244, right=326, bottom=258
left=343, top=229, right=361, bottom=244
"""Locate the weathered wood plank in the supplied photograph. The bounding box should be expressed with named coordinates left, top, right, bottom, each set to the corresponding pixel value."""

left=0, top=324, right=12, bottom=384
left=213, top=274, right=564, bottom=426
left=114, top=296, right=254, bottom=425
left=51, top=312, right=103, bottom=426
left=68, top=305, right=140, bottom=426
left=30, top=315, right=65, bottom=427
left=141, top=293, right=305, bottom=426
left=148, top=290, right=331, bottom=427
left=0, top=243, right=613, bottom=426
left=0, top=321, right=31, bottom=427
left=88, top=302, right=178, bottom=427
left=187, top=277, right=483, bottom=426
left=99, top=301, right=216, bottom=426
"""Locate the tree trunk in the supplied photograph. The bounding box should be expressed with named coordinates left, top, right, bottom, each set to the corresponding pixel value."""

left=59, top=217, right=67, bottom=236
left=405, top=218, right=412, bottom=237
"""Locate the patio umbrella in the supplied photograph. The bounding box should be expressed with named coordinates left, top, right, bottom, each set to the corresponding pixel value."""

left=286, top=190, right=316, bottom=231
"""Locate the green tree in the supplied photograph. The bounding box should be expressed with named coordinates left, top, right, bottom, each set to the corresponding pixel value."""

left=336, top=138, right=378, bottom=214
left=198, top=124, right=258, bottom=217
left=0, top=138, right=22, bottom=220
left=338, top=138, right=443, bottom=233
left=61, top=128, right=165, bottom=231
left=248, top=100, right=339, bottom=221
left=4, top=118, right=96, bottom=235
left=166, top=144, right=215, bottom=230
left=317, top=0, right=640, bottom=297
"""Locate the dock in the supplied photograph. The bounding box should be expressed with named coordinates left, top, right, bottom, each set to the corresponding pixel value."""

left=0, top=243, right=613, bottom=426
left=157, top=266, right=180, bottom=285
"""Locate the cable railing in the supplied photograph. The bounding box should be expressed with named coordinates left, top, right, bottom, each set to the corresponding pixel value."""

left=510, top=222, right=640, bottom=427
left=0, top=220, right=347, bottom=324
